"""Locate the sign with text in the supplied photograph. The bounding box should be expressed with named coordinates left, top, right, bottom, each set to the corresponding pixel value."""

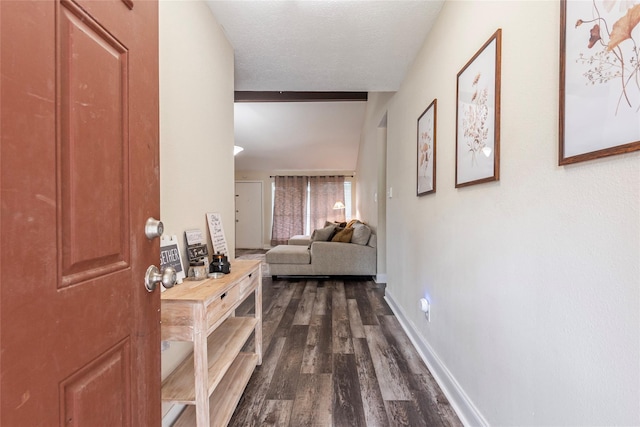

left=160, top=235, right=185, bottom=285
left=206, top=212, right=229, bottom=256
left=184, top=228, right=206, bottom=246
left=184, top=228, right=208, bottom=264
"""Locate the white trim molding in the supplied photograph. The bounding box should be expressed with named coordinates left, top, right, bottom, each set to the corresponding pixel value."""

left=385, top=289, right=488, bottom=427
left=375, top=273, right=387, bottom=284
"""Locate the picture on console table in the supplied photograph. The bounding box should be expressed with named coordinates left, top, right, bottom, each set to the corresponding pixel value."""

left=559, top=0, right=640, bottom=164
left=417, top=98, right=437, bottom=196
left=184, top=228, right=208, bottom=264
left=455, top=28, right=501, bottom=188
left=206, top=212, right=229, bottom=256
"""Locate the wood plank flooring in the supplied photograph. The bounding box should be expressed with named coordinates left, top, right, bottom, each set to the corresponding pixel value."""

left=226, top=271, right=462, bottom=427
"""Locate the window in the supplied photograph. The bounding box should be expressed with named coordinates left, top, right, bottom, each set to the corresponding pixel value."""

left=272, top=180, right=352, bottom=236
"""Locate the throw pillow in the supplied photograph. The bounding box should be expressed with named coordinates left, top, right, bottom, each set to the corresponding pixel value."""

left=331, top=227, right=354, bottom=243
left=346, top=219, right=362, bottom=229
left=351, top=223, right=372, bottom=245
left=325, top=220, right=347, bottom=228
left=311, top=224, right=336, bottom=242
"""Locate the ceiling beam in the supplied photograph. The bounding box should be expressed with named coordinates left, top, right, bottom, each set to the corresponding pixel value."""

left=234, top=91, right=368, bottom=103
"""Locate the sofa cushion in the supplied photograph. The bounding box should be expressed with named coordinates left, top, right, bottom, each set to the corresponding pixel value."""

left=266, top=245, right=311, bottom=265
left=331, top=227, right=354, bottom=242
left=351, top=223, right=372, bottom=245
left=288, top=235, right=311, bottom=246
left=310, top=241, right=376, bottom=275
left=311, top=224, right=336, bottom=242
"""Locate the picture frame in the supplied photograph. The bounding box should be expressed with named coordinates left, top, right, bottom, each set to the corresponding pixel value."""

left=559, top=0, right=640, bottom=165
left=417, top=99, right=437, bottom=196
left=456, top=29, right=501, bottom=188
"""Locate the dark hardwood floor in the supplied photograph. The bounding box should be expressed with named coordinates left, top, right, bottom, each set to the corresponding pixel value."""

left=228, top=257, right=462, bottom=427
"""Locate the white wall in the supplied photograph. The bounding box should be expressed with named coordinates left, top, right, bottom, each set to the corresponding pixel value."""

left=159, top=0, right=235, bottom=418
left=381, top=1, right=639, bottom=425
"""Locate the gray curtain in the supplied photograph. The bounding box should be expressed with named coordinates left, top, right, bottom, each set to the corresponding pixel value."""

left=309, top=175, right=345, bottom=231
left=271, top=176, right=308, bottom=246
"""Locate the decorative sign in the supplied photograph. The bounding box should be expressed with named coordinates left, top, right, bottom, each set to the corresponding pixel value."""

left=206, top=212, right=229, bottom=256
left=184, top=228, right=208, bottom=264
left=160, top=235, right=185, bottom=285
left=185, top=228, right=206, bottom=246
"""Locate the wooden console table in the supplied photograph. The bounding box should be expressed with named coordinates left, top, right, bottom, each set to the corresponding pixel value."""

left=160, top=259, right=262, bottom=427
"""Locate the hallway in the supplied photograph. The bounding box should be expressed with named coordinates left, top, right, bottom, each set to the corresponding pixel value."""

left=227, top=275, right=461, bottom=426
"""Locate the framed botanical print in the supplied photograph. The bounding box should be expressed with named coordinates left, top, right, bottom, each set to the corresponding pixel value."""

left=559, top=0, right=640, bottom=164
left=417, top=99, right=437, bottom=196
left=455, top=29, right=502, bottom=188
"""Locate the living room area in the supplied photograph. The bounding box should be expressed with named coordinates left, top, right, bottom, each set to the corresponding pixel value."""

left=159, top=1, right=640, bottom=426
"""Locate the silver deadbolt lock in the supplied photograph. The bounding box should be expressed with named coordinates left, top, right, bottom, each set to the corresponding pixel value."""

left=145, top=217, right=164, bottom=239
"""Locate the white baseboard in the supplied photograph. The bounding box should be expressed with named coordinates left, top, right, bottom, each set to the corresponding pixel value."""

left=162, top=403, right=185, bottom=427
left=384, top=290, right=488, bottom=427
left=375, top=273, right=387, bottom=284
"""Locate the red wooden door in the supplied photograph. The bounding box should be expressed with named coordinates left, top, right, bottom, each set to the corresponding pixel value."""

left=0, top=0, right=160, bottom=425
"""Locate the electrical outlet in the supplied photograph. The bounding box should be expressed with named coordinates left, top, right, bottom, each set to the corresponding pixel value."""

left=419, top=298, right=431, bottom=322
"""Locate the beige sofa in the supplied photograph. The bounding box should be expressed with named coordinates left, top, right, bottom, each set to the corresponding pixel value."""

left=266, top=233, right=377, bottom=277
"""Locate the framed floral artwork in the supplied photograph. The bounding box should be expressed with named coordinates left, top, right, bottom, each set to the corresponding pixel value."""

left=456, top=29, right=502, bottom=188
left=417, top=99, right=437, bottom=196
left=560, top=0, right=640, bottom=165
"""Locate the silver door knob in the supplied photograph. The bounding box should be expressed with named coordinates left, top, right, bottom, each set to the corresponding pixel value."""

left=145, top=265, right=176, bottom=292
left=145, top=217, right=164, bottom=239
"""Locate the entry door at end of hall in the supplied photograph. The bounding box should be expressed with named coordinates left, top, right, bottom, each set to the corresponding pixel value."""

left=235, top=181, right=263, bottom=249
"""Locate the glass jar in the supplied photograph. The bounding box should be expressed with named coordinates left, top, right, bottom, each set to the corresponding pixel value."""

left=188, top=260, right=207, bottom=280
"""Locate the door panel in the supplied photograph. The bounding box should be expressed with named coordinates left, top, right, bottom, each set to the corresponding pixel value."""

left=235, top=182, right=263, bottom=249
left=60, top=339, right=130, bottom=426
left=59, top=0, right=130, bottom=287
left=0, top=0, right=160, bottom=425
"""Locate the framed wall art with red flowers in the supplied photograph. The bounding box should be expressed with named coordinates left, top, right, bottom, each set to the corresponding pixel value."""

left=417, top=99, right=437, bottom=196
left=560, top=0, right=640, bottom=165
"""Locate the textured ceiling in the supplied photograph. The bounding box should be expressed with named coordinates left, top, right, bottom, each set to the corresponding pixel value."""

left=205, top=1, right=445, bottom=172
left=206, top=0, right=444, bottom=91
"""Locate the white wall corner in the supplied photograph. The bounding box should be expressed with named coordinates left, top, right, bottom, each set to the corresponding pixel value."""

left=384, top=290, right=489, bottom=427
left=375, top=273, right=387, bottom=284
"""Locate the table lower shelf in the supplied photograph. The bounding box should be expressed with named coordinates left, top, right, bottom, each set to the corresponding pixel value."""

left=173, top=352, right=259, bottom=427
left=161, top=316, right=258, bottom=404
